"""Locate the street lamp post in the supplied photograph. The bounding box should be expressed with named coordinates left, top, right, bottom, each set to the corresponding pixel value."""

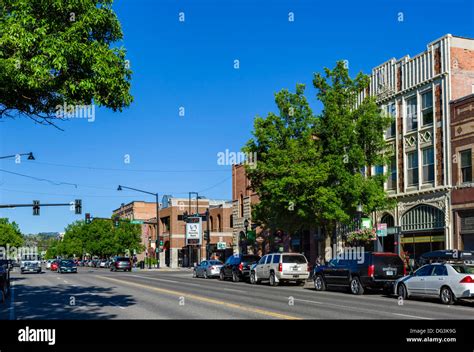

left=148, top=236, right=152, bottom=269
left=117, top=185, right=160, bottom=269
left=356, top=203, right=363, bottom=230
left=243, top=219, right=249, bottom=255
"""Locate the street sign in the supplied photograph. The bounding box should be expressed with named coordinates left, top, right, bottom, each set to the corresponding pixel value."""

left=361, top=218, right=372, bottom=229
left=131, top=220, right=144, bottom=224
left=376, top=223, right=388, bottom=237
left=186, top=216, right=202, bottom=245
left=217, top=242, right=226, bottom=250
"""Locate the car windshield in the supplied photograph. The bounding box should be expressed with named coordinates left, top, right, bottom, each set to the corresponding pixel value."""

left=60, top=261, right=74, bottom=266
left=117, top=257, right=129, bottom=262
left=208, top=261, right=222, bottom=265
left=283, top=255, right=307, bottom=264
left=451, top=265, right=474, bottom=274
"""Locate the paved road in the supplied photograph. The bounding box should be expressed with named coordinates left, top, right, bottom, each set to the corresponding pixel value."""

left=1, top=267, right=473, bottom=320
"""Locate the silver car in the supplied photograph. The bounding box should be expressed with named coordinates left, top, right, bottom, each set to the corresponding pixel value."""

left=193, top=260, right=223, bottom=279
left=395, top=263, right=474, bottom=305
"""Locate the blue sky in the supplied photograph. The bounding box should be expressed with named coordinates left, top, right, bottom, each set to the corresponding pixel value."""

left=0, top=0, right=473, bottom=234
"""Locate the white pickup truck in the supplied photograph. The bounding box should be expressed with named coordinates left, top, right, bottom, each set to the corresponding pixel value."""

left=20, top=258, right=42, bottom=274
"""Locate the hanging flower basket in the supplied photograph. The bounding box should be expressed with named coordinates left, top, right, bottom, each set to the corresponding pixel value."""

left=345, top=228, right=376, bottom=246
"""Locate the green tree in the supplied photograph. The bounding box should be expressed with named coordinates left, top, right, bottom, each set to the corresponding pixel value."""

left=243, top=84, right=331, bottom=235
left=313, top=61, right=394, bottom=237
left=244, top=61, right=394, bottom=245
left=0, top=0, right=132, bottom=126
left=0, top=218, right=24, bottom=247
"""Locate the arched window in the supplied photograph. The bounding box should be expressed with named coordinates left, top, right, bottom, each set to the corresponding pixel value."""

left=401, top=205, right=444, bottom=232
left=210, top=216, right=214, bottom=232
left=217, top=214, right=222, bottom=232
left=381, top=213, right=395, bottom=227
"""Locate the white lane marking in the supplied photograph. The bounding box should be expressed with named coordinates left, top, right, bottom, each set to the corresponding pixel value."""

left=130, top=275, right=179, bottom=284
left=9, top=282, right=15, bottom=320
left=392, top=313, right=433, bottom=320
left=219, top=287, right=247, bottom=294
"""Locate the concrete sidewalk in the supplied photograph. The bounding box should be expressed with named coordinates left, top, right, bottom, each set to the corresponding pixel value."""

left=132, top=267, right=193, bottom=272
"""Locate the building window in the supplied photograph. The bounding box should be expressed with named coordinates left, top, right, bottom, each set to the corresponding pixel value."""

left=406, top=96, right=418, bottom=131
left=230, top=215, right=233, bottom=228
left=421, top=90, right=433, bottom=126
left=407, top=151, right=419, bottom=186
left=217, top=214, right=222, bottom=232
left=460, top=149, right=473, bottom=183
left=387, top=156, right=397, bottom=190
left=422, top=147, right=434, bottom=183
left=210, top=216, right=214, bottom=232
left=385, top=104, right=396, bottom=138
left=240, top=194, right=244, bottom=217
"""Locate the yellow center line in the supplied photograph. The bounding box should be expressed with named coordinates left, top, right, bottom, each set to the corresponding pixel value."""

left=97, top=275, right=301, bottom=320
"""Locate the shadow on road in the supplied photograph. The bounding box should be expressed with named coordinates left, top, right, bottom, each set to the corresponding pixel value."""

left=1, top=277, right=136, bottom=320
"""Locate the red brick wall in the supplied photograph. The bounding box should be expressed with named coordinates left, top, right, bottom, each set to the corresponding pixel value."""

left=397, top=99, right=404, bottom=191
left=435, top=84, right=444, bottom=186
left=450, top=47, right=474, bottom=100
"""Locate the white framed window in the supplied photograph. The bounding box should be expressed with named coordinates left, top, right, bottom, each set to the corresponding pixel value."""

left=406, top=96, right=418, bottom=132
left=422, top=147, right=434, bottom=183
left=421, top=90, right=433, bottom=126
left=387, top=156, right=397, bottom=190
left=385, top=103, right=396, bottom=138
left=407, top=151, right=419, bottom=186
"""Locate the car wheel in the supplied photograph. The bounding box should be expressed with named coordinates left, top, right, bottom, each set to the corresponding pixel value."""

left=232, top=271, right=240, bottom=282
left=350, top=276, right=364, bottom=295
left=269, top=272, right=278, bottom=286
left=314, top=275, right=326, bottom=291
left=219, top=271, right=225, bottom=281
left=397, top=283, right=408, bottom=300
left=440, top=286, right=455, bottom=305
left=250, top=272, right=258, bottom=284
left=203, top=271, right=208, bottom=279
left=192, top=270, right=197, bottom=278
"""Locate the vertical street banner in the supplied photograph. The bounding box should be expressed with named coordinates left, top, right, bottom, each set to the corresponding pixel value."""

left=186, top=217, right=202, bottom=245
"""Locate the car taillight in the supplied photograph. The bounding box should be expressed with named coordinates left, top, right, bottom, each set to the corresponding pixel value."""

left=460, top=276, right=474, bottom=284
left=278, top=263, right=282, bottom=272
left=238, top=263, right=243, bottom=271
left=403, top=266, right=407, bottom=276
left=368, top=265, right=375, bottom=278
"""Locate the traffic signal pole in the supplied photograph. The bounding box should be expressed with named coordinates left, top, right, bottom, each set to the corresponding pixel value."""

left=0, top=200, right=82, bottom=215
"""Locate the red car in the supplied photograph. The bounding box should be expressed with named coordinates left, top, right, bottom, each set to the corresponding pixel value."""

left=50, top=261, right=59, bottom=272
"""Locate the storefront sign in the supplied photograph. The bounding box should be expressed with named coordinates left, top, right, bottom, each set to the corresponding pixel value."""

left=186, top=217, right=202, bottom=245
left=217, top=242, right=226, bottom=250
left=400, top=235, right=445, bottom=244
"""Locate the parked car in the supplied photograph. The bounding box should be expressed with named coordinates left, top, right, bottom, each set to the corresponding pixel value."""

left=219, top=254, right=260, bottom=282
left=46, top=260, right=54, bottom=270
left=99, top=260, right=108, bottom=268
left=58, top=260, right=78, bottom=274
left=193, top=260, right=223, bottom=279
left=50, top=261, right=59, bottom=272
left=110, top=257, right=132, bottom=272
left=395, top=262, right=474, bottom=305
left=250, top=253, right=309, bottom=286
left=313, top=252, right=406, bottom=295
left=0, top=260, right=11, bottom=304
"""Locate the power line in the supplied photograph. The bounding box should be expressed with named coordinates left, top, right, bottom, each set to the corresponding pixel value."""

left=29, top=161, right=231, bottom=173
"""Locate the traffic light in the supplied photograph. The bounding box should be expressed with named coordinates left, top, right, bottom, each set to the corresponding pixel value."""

left=33, top=200, right=40, bottom=216
left=113, top=216, right=120, bottom=228
left=85, top=213, right=92, bottom=224
left=75, top=199, right=82, bottom=215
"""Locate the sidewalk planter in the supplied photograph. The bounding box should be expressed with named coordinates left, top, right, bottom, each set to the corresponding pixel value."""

left=345, top=228, right=376, bottom=248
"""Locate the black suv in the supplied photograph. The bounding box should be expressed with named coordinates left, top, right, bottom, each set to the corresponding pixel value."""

left=313, top=252, right=405, bottom=295
left=219, top=254, right=260, bottom=282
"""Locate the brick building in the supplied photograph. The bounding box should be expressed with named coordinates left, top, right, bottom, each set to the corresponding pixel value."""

left=112, top=201, right=157, bottom=261
left=145, top=195, right=233, bottom=268
left=360, top=34, right=474, bottom=259
left=451, top=94, right=474, bottom=250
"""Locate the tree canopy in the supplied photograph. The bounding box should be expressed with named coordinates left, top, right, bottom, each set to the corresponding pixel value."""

left=0, top=218, right=24, bottom=248
left=244, top=61, right=394, bottom=238
left=0, top=0, right=132, bottom=126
